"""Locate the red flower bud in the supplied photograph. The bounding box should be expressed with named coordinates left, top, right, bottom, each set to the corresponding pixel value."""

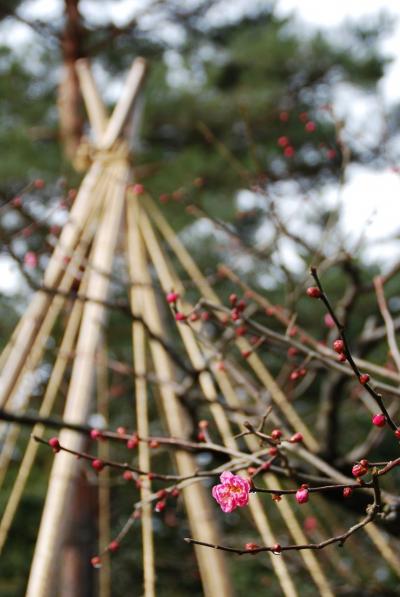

left=278, top=136, right=289, bottom=147
left=295, top=485, right=309, bottom=504
left=271, top=429, right=282, bottom=441
left=333, top=339, right=344, bottom=353
left=91, top=556, right=101, bottom=568
left=48, top=437, right=60, bottom=452
left=108, top=540, right=119, bottom=552
left=287, top=347, right=298, bottom=357
left=92, top=459, right=104, bottom=472
left=229, top=293, right=238, bottom=306
left=289, top=432, right=303, bottom=443
left=166, top=292, right=179, bottom=304
left=352, top=462, right=368, bottom=477
left=126, top=435, right=139, bottom=449
left=359, top=374, right=370, bottom=385
left=131, top=183, right=144, bottom=195
left=231, top=309, right=240, bottom=321
left=306, top=287, right=321, bottom=298
left=237, top=300, right=247, bottom=312
left=155, top=500, right=166, bottom=512
left=235, top=326, right=247, bottom=336
left=245, top=543, right=259, bottom=552
left=372, top=413, right=386, bottom=428
left=90, top=429, right=102, bottom=440
left=175, top=312, right=186, bottom=322
left=284, top=145, right=295, bottom=158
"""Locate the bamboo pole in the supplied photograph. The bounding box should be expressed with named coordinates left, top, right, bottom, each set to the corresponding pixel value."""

left=126, top=196, right=155, bottom=597
left=75, top=59, right=108, bottom=140
left=0, top=425, right=21, bottom=488
left=26, top=158, right=129, bottom=597
left=363, top=523, right=400, bottom=578
left=99, top=58, right=147, bottom=150
left=0, top=284, right=86, bottom=553
left=0, top=318, right=23, bottom=370
left=97, top=342, right=111, bottom=597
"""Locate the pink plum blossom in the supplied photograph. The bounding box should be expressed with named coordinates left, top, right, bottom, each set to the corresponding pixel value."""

left=212, top=471, right=250, bottom=513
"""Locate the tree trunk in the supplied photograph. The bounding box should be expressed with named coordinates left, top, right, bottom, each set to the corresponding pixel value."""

left=58, top=0, right=84, bottom=162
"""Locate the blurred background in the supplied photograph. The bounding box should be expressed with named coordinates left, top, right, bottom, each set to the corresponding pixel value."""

left=0, top=1, right=400, bottom=595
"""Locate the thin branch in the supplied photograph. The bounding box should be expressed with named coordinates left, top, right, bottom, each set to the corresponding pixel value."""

left=310, top=267, right=398, bottom=432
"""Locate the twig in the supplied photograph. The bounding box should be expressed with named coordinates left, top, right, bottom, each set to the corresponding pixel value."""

left=310, top=267, right=398, bottom=432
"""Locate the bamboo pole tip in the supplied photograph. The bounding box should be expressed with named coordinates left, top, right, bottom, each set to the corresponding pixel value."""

left=75, top=58, right=90, bottom=71
left=134, top=57, right=147, bottom=68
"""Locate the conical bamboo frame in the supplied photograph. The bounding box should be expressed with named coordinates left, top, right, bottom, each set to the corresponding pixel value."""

left=16, top=57, right=232, bottom=597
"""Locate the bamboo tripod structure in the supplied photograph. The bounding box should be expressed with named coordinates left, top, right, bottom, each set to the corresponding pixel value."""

left=0, top=57, right=399, bottom=597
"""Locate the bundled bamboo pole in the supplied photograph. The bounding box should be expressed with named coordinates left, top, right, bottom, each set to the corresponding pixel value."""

left=99, top=58, right=147, bottom=150
left=127, top=203, right=233, bottom=597
left=0, top=284, right=86, bottom=553
left=126, top=196, right=155, bottom=597
left=97, top=342, right=111, bottom=597
left=76, top=59, right=108, bottom=139
left=26, top=158, right=129, bottom=597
